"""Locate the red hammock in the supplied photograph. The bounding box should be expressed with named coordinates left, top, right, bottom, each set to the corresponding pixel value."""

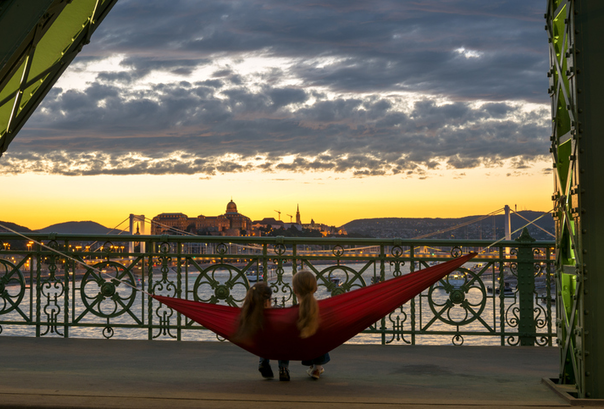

left=153, top=253, right=475, bottom=360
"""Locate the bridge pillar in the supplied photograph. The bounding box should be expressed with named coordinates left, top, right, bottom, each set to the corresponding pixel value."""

left=515, top=228, right=536, bottom=346
left=547, top=0, right=604, bottom=399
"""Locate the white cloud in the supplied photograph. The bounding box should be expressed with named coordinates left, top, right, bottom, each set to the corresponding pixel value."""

left=455, top=47, right=483, bottom=59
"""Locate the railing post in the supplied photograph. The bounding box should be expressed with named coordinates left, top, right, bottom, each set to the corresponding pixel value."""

left=515, top=228, right=536, bottom=346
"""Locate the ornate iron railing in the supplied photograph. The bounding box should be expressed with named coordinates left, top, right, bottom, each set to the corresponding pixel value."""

left=0, top=232, right=555, bottom=346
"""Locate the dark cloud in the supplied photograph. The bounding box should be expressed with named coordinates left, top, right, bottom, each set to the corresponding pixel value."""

left=119, top=57, right=210, bottom=79
left=81, top=0, right=547, bottom=101
left=5, top=0, right=550, bottom=177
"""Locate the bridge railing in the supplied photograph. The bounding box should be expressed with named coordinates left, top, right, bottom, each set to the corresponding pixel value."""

left=0, top=232, right=555, bottom=346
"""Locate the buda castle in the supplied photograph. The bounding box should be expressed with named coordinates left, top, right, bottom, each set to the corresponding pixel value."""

left=151, top=200, right=257, bottom=236
left=151, top=200, right=345, bottom=237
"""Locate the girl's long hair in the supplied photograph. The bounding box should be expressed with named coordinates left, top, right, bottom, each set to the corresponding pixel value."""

left=293, top=270, right=319, bottom=338
left=233, top=282, right=272, bottom=342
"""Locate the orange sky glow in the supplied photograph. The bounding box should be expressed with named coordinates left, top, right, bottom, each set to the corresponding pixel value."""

left=2, top=159, right=553, bottom=231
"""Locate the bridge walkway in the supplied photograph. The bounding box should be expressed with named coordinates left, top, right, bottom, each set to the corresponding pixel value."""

left=0, top=337, right=581, bottom=408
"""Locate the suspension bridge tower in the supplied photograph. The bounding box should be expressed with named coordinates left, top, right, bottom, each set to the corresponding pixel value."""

left=129, top=214, right=146, bottom=253
left=547, top=0, right=604, bottom=399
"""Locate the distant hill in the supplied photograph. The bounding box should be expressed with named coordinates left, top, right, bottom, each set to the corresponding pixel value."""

left=0, top=221, right=34, bottom=250
left=341, top=211, right=555, bottom=241
left=35, top=221, right=121, bottom=235
left=0, top=221, right=33, bottom=233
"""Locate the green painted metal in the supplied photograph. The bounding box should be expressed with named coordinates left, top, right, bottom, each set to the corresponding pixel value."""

left=1, top=233, right=555, bottom=346
left=515, top=228, right=536, bottom=346
left=547, top=0, right=604, bottom=399
left=0, top=0, right=119, bottom=156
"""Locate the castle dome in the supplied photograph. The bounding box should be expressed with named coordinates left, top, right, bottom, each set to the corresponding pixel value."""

left=226, top=200, right=238, bottom=214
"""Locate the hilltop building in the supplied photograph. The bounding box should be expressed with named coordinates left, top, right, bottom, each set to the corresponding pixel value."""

left=253, top=205, right=346, bottom=237
left=252, top=218, right=284, bottom=230
left=151, top=202, right=344, bottom=237
left=151, top=200, right=257, bottom=236
left=303, top=218, right=347, bottom=236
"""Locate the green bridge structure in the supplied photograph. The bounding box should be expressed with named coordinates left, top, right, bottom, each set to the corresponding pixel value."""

left=0, top=0, right=603, bottom=405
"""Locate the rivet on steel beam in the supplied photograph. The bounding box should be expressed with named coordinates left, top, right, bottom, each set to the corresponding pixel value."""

left=586, top=372, right=590, bottom=377
left=582, top=229, right=587, bottom=234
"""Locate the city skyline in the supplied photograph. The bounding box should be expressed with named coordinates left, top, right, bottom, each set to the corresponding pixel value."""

left=4, top=198, right=550, bottom=234
left=0, top=1, right=552, bottom=230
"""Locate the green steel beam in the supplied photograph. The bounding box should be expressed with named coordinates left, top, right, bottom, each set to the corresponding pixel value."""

left=548, top=0, right=604, bottom=399
left=0, top=0, right=119, bottom=157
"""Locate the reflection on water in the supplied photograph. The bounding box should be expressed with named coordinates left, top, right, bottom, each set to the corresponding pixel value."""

left=0, top=261, right=555, bottom=346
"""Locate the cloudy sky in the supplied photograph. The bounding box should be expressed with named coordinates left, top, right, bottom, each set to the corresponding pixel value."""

left=1, top=0, right=553, bottom=229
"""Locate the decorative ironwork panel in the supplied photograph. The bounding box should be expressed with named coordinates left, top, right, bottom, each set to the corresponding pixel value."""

left=0, top=233, right=555, bottom=348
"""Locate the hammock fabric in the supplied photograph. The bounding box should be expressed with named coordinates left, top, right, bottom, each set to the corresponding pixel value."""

left=153, top=253, right=476, bottom=360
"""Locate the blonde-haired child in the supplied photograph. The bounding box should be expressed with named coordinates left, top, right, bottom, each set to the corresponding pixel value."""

left=293, top=270, right=330, bottom=379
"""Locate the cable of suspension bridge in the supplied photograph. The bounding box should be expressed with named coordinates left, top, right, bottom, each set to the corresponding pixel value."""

left=0, top=221, right=150, bottom=296
left=0, top=210, right=553, bottom=295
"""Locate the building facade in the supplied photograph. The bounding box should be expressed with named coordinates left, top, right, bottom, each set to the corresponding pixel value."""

left=151, top=200, right=256, bottom=236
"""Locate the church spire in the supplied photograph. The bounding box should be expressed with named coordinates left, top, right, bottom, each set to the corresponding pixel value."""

left=296, top=204, right=301, bottom=225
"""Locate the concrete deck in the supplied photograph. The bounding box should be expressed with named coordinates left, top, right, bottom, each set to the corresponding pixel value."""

left=0, top=336, right=586, bottom=408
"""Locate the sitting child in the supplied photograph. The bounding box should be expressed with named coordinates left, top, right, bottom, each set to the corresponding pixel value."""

left=234, top=282, right=290, bottom=381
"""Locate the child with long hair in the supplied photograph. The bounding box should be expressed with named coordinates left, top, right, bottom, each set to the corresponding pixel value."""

left=234, top=282, right=290, bottom=381
left=292, top=270, right=330, bottom=380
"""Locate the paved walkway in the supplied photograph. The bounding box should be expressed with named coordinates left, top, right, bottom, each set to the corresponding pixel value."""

left=0, top=336, right=585, bottom=408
